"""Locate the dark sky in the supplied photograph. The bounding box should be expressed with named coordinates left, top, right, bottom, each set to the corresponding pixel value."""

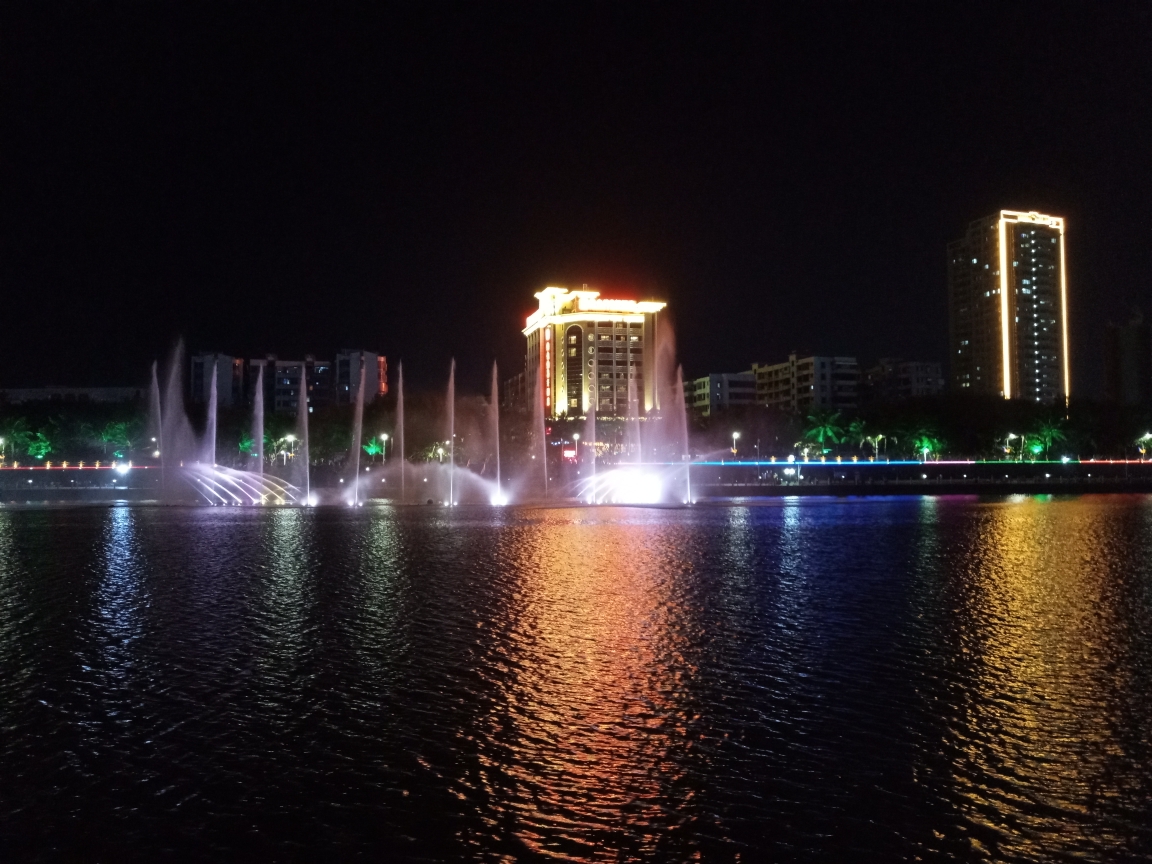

left=3, top=3, right=1151, bottom=395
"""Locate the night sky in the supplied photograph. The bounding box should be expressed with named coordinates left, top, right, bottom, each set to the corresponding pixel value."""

left=4, top=3, right=1151, bottom=395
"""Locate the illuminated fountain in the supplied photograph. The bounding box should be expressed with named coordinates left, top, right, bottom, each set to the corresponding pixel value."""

left=149, top=342, right=306, bottom=505
left=490, top=361, right=505, bottom=505
left=565, top=326, right=694, bottom=506
left=348, top=358, right=366, bottom=506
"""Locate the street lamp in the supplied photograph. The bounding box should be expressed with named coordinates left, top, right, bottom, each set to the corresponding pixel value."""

left=1004, top=432, right=1017, bottom=460
left=380, top=432, right=389, bottom=464
left=731, top=431, right=740, bottom=455
left=436, top=446, right=445, bottom=463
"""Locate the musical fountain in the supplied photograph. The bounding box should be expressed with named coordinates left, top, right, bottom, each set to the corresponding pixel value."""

left=148, top=322, right=695, bottom=508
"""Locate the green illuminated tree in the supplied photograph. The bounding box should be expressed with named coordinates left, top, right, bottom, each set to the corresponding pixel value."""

left=100, top=420, right=135, bottom=456
left=0, top=417, right=32, bottom=460
left=363, top=439, right=383, bottom=461
left=27, top=431, right=52, bottom=460
left=1030, top=418, right=1067, bottom=460
left=802, top=410, right=843, bottom=455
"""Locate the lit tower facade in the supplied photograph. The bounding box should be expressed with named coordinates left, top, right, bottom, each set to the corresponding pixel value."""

left=523, top=287, right=667, bottom=419
left=947, top=210, right=1070, bottom=403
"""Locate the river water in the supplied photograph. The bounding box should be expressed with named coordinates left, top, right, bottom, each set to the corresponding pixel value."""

left=1, top=496, right=1150, bottom=862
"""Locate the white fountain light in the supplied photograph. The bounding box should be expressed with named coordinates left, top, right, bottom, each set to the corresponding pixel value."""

left=114, top=463, right=131, bottom=475
left=596, top=468, right=663, bottom=504
left=490, top=492, right=508, bottom=506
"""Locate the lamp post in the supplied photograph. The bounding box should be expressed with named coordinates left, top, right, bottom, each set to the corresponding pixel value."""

left=380, top=432, right=389, bottom=464
left=731, top=431, right=740, bottom=456
left=1004, top=432, right=1016, bottom=461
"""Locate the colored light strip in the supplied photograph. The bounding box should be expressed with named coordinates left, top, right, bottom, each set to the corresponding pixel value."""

left=998, top=215, right=1012, bottom=399
left=1059, top=229, right=1071, bottom=403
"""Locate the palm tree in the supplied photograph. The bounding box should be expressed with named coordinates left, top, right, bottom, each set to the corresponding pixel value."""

left=0, top=417, right=32, bottom=460
left=1030, top=417, right=1067, bottom=460
left=846, top=419, right=868, bottom=456
left=912, top=432, right=943, bottom=462
left=803, top=410, right=843, bottom=455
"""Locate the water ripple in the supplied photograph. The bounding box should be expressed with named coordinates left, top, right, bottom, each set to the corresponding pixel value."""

left=0, top=497, right=1150, bottom=861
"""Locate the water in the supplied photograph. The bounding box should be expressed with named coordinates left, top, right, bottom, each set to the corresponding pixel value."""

left=2, top=496, right=1152, bottom=862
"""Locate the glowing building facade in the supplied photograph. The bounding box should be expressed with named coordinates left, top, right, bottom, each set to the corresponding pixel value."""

left=523, top=287, right=666, bottom=419
left=947, top=210, right=1070, bottom=403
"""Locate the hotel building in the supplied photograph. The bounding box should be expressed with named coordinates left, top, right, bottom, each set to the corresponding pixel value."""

left=947, top=210, right=1070, bottom=403
left=523, top=287, right=666, bottom=419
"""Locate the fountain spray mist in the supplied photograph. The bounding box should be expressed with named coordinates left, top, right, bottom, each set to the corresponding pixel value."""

left=149, top=361, right=164, bottom=491
left=490, top=361, right=501, bottom=503
left=397, top=361, right=405, bottom=503
left=296, top=368, right=310, bottom=501
left=205, top=366, right=218, bottom=467
left=447, top=359, right=455, bottom=505
left=251, top=365, right=264, bottom=476
left=534, top=363, right=548, bottom=496
left=674, top=364, right=691, bottom=503
left=350, top=357, right=366, bottom=505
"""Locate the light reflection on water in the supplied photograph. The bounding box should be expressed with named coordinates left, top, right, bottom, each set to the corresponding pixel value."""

left=0, top=497, right=1149, bottom=861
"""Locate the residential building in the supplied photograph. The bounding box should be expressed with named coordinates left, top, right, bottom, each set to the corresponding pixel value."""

left=501, top=371, right=528, bottom=410
left=247, top=350, right=386, bottom=414
left=862, top=359, right=944, bottom=403
left=1104, top=310, right=1152, bottom=405
left=752, top=354, right=859, bottom=413
left=947, top=210, right=1070, bottom=403
left=190, top=353, right=244, bottom=406
left=686, top=372, right=757, bottom=416
left=523, top=286, right=666, bottom=419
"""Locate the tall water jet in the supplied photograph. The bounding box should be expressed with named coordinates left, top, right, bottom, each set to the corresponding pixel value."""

left=490, top=361, right=502, bottom=504
left=447, top=358, right=456, bottom=505
left=149, top=361, right=164, bottom=490
left=295, top=367, right=310, bottom=502
left=626, top=376, right=642, bottom=464
left=349, top=357, right=366, bottom=505
left=533, top=362, right=548, bottom=496
left=584, top=402, right=597, bottom=503
left=251, top=365, right=264, bottom=476
left=397, top=361, right=405, bottom=503
left=205, top=365, right=218, bottom=467
left=161, top=340, right=195, bottom=496
left=674, top=364, right=691, bottom=503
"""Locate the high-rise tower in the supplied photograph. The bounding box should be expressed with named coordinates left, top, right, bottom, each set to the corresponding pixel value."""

left=947, top=210, right=1070, bottom=403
